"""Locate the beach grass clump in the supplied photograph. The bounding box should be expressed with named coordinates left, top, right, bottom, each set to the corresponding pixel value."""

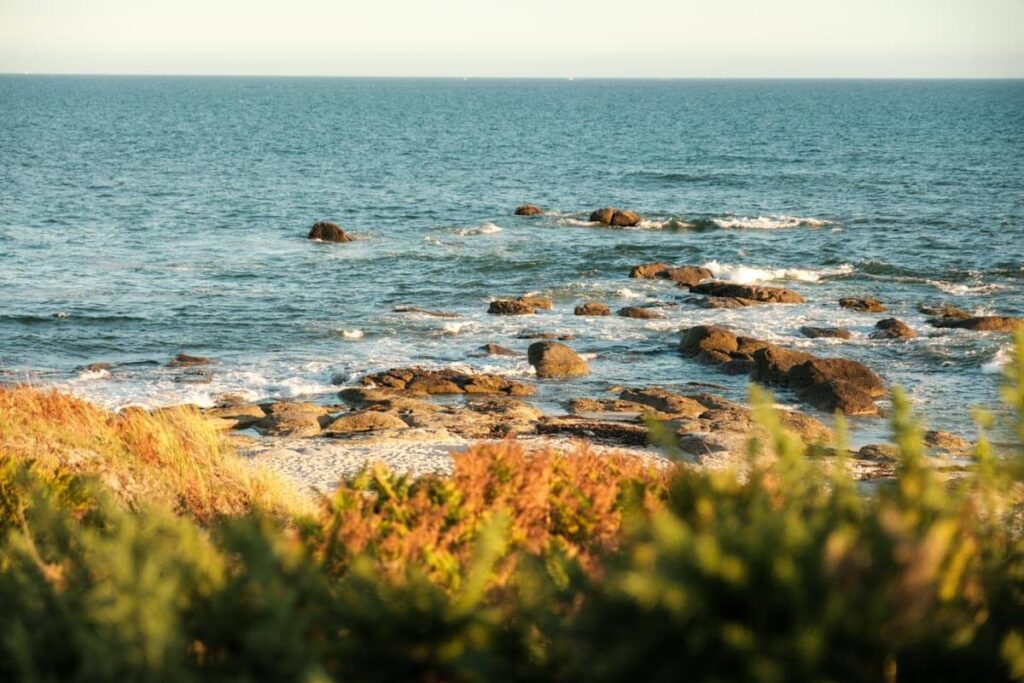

left=0, top=387, right=303, bottom=522
left=2, top=335, right=1024, bottom=680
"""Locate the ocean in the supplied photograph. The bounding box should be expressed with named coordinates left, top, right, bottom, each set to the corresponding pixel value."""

left=1, top=76, right=1022, bottom=444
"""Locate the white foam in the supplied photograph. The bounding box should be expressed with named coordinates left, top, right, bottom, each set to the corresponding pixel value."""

left=982, top=346, right=1012, bottom=375
left=337, top=328, right=364, bottom=339
left=454, top=222, right=502, bottom=236
left=442, top=321, right=474, bottom=335
left=616, top=287, right=646, bottom=299
left=927, top=280, right=1004, bottom=296
left=702, top=260, right=853, bottom=284
left=711, top=215, right=832, bottom=230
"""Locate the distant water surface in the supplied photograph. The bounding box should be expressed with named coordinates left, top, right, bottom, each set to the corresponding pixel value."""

left=1, top=77, right=1022, bottom=443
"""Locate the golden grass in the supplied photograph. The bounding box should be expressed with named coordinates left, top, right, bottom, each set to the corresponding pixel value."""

left=0, top=386, right=307, bottom=522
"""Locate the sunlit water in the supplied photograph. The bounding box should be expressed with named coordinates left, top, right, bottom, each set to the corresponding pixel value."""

left=2, top=77, right=1022, bottom=444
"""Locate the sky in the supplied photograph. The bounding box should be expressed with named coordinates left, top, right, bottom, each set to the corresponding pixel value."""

left=1, top=0, right=1023, bottom=78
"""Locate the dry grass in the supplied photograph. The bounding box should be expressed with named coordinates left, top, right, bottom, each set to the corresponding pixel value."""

left=319, top=441, right=671, bottom=586
left=0, top=386, right=307, bottom=522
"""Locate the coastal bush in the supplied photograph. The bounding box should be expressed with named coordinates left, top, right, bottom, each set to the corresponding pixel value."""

left=1, top=336, right=1024, bottom=681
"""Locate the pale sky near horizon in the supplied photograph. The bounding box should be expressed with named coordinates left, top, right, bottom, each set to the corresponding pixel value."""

left=2, top=0, right=1023, bottom=78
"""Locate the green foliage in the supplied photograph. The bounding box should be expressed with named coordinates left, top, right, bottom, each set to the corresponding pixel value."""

left=2, top=337, right=1024, bottom=681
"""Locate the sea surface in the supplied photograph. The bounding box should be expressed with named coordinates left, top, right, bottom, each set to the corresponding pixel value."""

left=2, top=76, right=1023, bottom=444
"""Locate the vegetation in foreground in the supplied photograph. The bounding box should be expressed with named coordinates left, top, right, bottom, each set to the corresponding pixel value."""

left=2, top=338, right=1024, bottom=681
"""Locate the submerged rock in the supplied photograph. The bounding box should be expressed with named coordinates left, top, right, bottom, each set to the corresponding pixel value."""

left=919, top=303, right=972, bottom=320
left=690, top=281, right=804, bottom=304
left=870, top=318, right=916, bottom=340
left=618, top=306, right=665, bottom=320
left=393, top=306, right=458, bottom=318
left=514, top=204, right=544, bottom=216
left=308, top=221, right=353, bottom=243
left=528, top=341, right=589, bottom=379
left=479, top=343, right=519, bottom=357
left=839, top=296, right=885, bottom=313
left=574, top=302, right=611, bottom=316
left=168, top=353, right=212, bottom=368
left=928, top=316, right=1024, bottom=333
left=800, top=326, right=853, bottom=340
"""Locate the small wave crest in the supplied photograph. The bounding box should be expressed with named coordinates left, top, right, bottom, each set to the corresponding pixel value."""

left=702, top=260, right=853, bottom=284
left=454, top=222, right=502, bottom=236
left=710, top=215, right=832, bottom=230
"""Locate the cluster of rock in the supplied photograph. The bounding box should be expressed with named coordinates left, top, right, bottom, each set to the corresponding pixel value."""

left=680, top=325, right=885, bottom=415
left=840, top=297, right=885, bottom=313
left=360, top=367, right=535, bottom=396
left=589, top=207, right=643, bottom=227
left=629, top=262, right=713, bottom=286
left=488, top=296, right=554, bottom=315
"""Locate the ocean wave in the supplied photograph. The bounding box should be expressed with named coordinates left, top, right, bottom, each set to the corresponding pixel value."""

left=926, top=280, right=1006, bottom=296
left=982, top=345, right=1012, bottom=375
left=702, top=260, right=853, bottom=284
left=454, top=222, right=503, bottom=236
left=335, top=328, right=364, bottom=339
left=710, top=215, right=832, bottom=230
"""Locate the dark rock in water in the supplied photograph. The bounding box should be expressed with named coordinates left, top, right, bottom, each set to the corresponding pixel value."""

left=680, top=325, right=740, bottom=357
left=870, top=318, right=916, bottom=340
left=480, top=343, right=518, bottom=357
left=928, top=316, right=1024, bottom=333
left=680, top=295, right=755, bottom=310
left=618, top=306, right=665, bottom=320
left=663, top=266, right=713, bottom=287
left=629, top=262, right=671, bottom=279
left=361, top=367, right=535, bottom=396
left=589, top=207, right=643, bottom=227
left=691, top=281, right=804, bottom=304
left=924, top=430, right=970, bottom=451
left=514, top=204, right=544, bottom=216
left=517, top=332, right=574, bottom=341
left=528, top=341, right=589, bottom=379
left=393, top=306, right=458, bottom=318
left=919, top=303, right=972, bottom=320
left=488, top=295, right=553, bottom=315
left=788, top=358, right=886, bottom=398
left=839, top=296, right=885, bottom=313
left=751, top=347, right=816, bottom=385
left=800, top=326, right=853, bottom=340
left=308, top=221, right=352, bottom=243
left=797, top=380, right=880, bottom=416
left=168, top=353, right=212, bottom=368
left=574, top=302, right=611, bottom=316
left=81, top=362, right=114, bottom=373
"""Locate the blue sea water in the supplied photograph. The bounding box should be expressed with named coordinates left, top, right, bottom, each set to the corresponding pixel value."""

left=1, top=76, right=1022, bottom=443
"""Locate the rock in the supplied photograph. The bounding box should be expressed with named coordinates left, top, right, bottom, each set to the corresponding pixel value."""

left=514, top=204, right=544, bottom=216
left=629, top=262, right=671, bottom=279
left=679, top=325, right=739, bottom=357
left=839, top=297, right=885, bottom=313
left=323, top=410, right=409, bottom=435
left=750, top=347, right=816, bottom=385
left=528, top=341, right=589, bottom=379
left=393, top=306, right=458, bottom=318
left=203, top=403, right=266, bottom=430
left=924, top=430, right=970, bottom=452
left=589, top=208, right=643, bottom=227
left=255, top=402, right=331, bottom=437
left=858, top=444, right=899, bottom=461
left=574, top=302, right=611, bottom=316
left=797, top=380, right=881, bottom=416
left=618, top=306, right=665, bottom=320
left=488, top=296, right=553, bottom=315
left=537, top=417, right=649, bottom=445
left=800, top=326, right=853, bottom=340
left=680, top=296, right=756, bottom=310
left=168, top=353, right=212, bottom=368
left=361, top=368, right=535, bottom=396
left=81, top=362, right=114, bottom=373
left=568, top=398, right=666, bottom=418
left=308, top=221, right=352, bottom=243
left=618, top=387, right=705, bottom=418
left=479, top=343, right=518, bottom=357
left=919, top=303, right=972, bottom=320
left=662, top=266, right=713, bottom=287
left=788, top=358, right=886, bottom=398
left=517, top=332, right=574, bottom=341
left=464, top=397, right=543, bottom=423
left=871, top=318, right=916, bottom=340
left=690, top=282, right=805, bottom=304
left=928, top=316, right=1024, bottom=333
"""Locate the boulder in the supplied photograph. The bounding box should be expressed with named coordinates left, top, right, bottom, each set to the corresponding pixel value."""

left=662, top=266, right=713, bottom=287
left=797, top=380, right=880, bottom=416
left=203, top=403, right=266, bottom=430
left=589, top=208, right=643, bottom=227
left=839, top=297, right=885, bottom=313
left=308, top=221, right=352, bottom=243
left=323, top=410, right=409, bottom=435
left=168, top=353, right=212, bottom=368
left=680, top=296, right=756, bottom=310
left=928, top=316, right=1024, bottom=333
left=255, top=402, right=331, bottom=437
left=858, top=444, right=900, bottom=462
left=800, top=326, right=853, bottom=340
left=488, top=296, right=553, bottom=315
left=924, top=430, right=970, bottom=452
left=361, top=368, right=535, bottom=396
left=514, top=204, right=544, bottom=216
left=919, top=303, right=972, bottom=320
left=479, top=343, right=518, bottom=357
left=574, top=302, right=611, bottom=316
left=750, top=347, right=816, bottom=385
left=629, top=262, right=671, bottom=279
left=691, top=281, right=805, bottom=304
left=618, top=306, right=665, bottom=320
left=679, top=325, right=740, bottom=358
left=618, top=387, right=706, bottom=418
left=527, top=341, right=589, bottom=379
left=870, top=318, right=916, bottom=340
left=787, top=358, right=885, bottom=398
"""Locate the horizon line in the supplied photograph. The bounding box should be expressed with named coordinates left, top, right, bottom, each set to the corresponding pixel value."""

left=3, top=72, right=1024, bottom=81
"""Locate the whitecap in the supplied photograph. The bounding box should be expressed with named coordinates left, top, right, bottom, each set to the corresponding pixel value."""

left=616, top=287, right=646, bottom=299
left=337, top=329, right=364, bottom=339
left=454, top=222, right=502, bottom=236
left=926, top=280, right=1004, bottom=296
left=711, top=215, right=831, bottom=230
left=702, top=260, right=853, bottom=284
left=982, top=346, right=1012, bottom=375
